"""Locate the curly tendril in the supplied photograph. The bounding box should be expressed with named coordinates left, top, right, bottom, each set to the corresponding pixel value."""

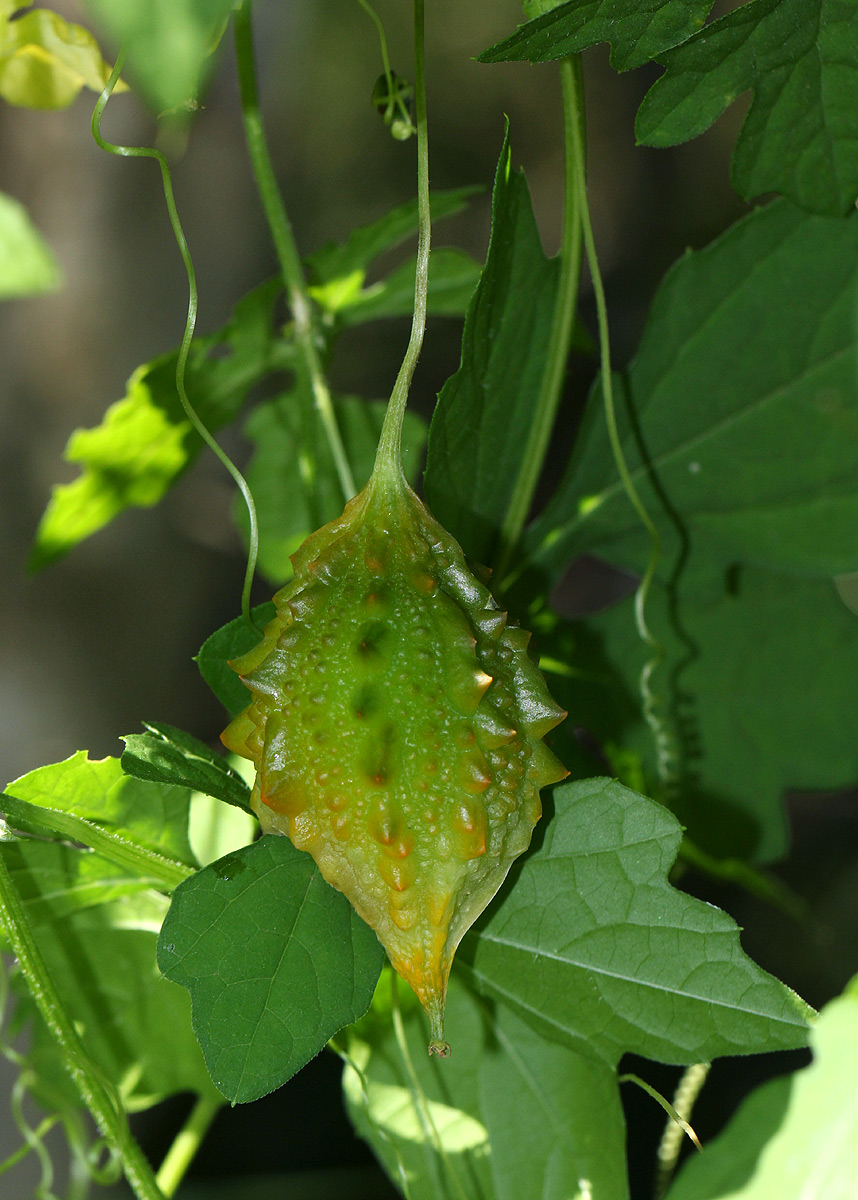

left=91, top=52, right=261, bottom=633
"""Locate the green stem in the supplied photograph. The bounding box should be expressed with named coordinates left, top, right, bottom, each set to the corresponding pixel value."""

left=567, top=72, right=677, bottom=795
left=390, top=976, right=467, bottom=1200
left=92, top=52, right=261, bottom=632
left=494, top=55, right=584, bottom=585
left=654, top=1062, right=711, bottom=1200
left=233, top=2, right=356, bottom=502
left=619, top=1072, right=703, bottom=1154
left=0, top=853, right=166, bottom=1200
left=155, top=1093, right=222, bottom=1197
left=374, top=0, right=430, bottom=478
left=1, top=794, right=193, bottom=892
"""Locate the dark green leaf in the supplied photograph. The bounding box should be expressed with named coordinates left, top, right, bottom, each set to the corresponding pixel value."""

left=666, top=982, right=858, bottom=1200
left=343, top=973, right=629, bottom=1200
left=195, top=602, right=276, bottom=718
left=306, top=188, right=480, bottom=287
left=121, top=721, right=253, bottom=814
left=559, top=568, right=858, bottom=862
left=637, top=0, right=858, bottom=214
left=0, top=191, right=61, bottom=297
left=335, top=247, right=481, bottom=325
left=157, top=836, right=385, bottom=1104
left=528, top=201, right=858, bottom=583
left=461, top=778, right=813, bottom=1062
left=81, top=0, right=234, bottom=114
left=424, top=129, right=559, bottom=565
left=480, top=0, right=711, bottom=72
left=30, top=280, right=286, bottom=569
left=238, top=393, right=427, bottom=585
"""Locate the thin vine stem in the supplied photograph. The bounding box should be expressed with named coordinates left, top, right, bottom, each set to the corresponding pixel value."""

left=91, top=53, right=260, bottom=632
left=155, top=1093, right=222, bottom=1198
left=390, top=976, right=468, bottom=1200
left=566, top=82, right=677, bottom=795
left=494, top=54, right=584, bottom=585
left=373, top=0, right=430, bottom=477
left=0, top=853, right=166, bottom=1200
left=233, top=1, right=356, bottom=503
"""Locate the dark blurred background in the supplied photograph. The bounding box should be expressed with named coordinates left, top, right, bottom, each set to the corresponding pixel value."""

left=6, top=2, right=836, bottom=1197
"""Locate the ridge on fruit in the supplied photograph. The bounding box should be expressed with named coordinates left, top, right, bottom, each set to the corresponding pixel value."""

left=222, top=458, right=567, bottom=1052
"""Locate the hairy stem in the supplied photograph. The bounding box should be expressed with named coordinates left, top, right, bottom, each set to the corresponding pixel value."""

left=374, top=0, right=430, bottom=477
left=0, top=853, right=166, bottom=1200
left=155, top=1093, right=222, bottom=1198
left=92, top=52, right=260, bottom=631
left=494, top=55, right=584, bottom=584
left=233, top=1, right=356, bottom=502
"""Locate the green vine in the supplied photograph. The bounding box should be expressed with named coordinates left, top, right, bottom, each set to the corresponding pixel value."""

left=0, top=852, right=167, bottom=1200
left=233, top=0, right=357, bottom=505
left=494, top=54, right=584, bottom=584
left=91, top=52, right=261, bottom=633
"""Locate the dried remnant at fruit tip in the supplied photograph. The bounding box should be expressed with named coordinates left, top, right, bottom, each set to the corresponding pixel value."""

left=222, top=462, right=567, bottom=1051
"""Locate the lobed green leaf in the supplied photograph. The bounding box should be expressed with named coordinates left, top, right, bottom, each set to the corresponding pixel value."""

left=637, top=0, right=858, bottom=214
left=480, top=0, right=711, bottom=72
left=528, top=200, right=858, bottom=583
left=553, top=568, right=858, bottom=863
left=29, top=280, right=286, bottom=570
left=666, top=981, right=858, bottom=1200
left=4, top=750, right=196, bottom=867
left=157, top=835, right=385, bottom=1104
left=461, top=778, right=813, bottom=1063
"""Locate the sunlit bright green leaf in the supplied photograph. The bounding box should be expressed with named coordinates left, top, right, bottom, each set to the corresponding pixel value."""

left=480, top=0, right=711, bottom=71
left=335, top=247, right=481, bottom=325
left=424, top=128, right=559, bottom=566
left=0, top=190, right=61, bottom=298
left=666, top=981, right=858, bottom=1200
left=343, top=973, right=629, bottom=1200
left=460, top=778, right=813, bottom=1062
left=637, top=0, right=858, bottom=214
left=30, top=280, right=286, bottom=570
left=158, top=836, right=385, bottom=1104
left=0, top=7, right=122, bottom=108
left=306, top=188, right=480, bottom=289
left=4, top=751, right=196, bottom=867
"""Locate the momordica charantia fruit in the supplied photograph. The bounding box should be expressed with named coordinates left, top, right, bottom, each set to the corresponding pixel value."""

left=222, top=459, right=567, bottom=1053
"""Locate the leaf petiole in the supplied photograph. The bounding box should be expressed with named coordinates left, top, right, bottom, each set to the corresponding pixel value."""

left=494, top=54, right=584, bottom=584
left=233, top=1, right=356, bottom=505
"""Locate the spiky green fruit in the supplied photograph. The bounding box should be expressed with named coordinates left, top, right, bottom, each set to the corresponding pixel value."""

left=222, top=463, right=566, bottom=1052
